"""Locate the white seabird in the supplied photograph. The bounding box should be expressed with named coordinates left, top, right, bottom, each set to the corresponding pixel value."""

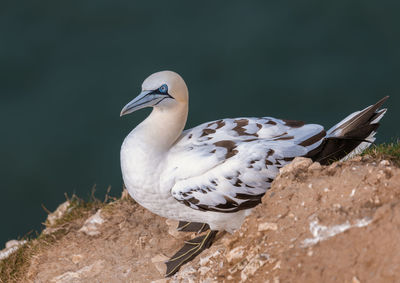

left=120, top=70, right=388, bottom=276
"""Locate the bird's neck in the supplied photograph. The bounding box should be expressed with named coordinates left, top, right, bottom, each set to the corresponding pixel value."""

left=127, top=103, right=188, bottom=153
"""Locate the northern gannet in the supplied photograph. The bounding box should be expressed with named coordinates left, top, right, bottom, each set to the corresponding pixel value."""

left=120, top=70, right=388, bottom=276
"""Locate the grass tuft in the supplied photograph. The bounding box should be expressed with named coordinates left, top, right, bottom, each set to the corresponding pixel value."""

left=0, top=190, right=111, bottom=283
left=362, top=140, right=400, bottom=166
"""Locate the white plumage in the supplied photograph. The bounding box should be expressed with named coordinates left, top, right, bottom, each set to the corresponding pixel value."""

left=120, top=70, right=387, bottom=232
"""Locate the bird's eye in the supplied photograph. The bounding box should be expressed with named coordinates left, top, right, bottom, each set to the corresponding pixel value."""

left=159, top=84, right=168, bottom=94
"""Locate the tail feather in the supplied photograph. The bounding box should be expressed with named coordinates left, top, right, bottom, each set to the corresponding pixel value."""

left=328, top=96, right=388, bottom=137
left=306, top=96, right=388, bottom=165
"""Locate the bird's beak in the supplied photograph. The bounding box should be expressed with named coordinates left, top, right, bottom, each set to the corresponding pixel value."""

left=120, top=90, right=165, bottom=116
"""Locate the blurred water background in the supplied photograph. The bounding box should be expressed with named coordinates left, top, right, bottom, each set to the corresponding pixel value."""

left=1, top=1, right=399, bottom=245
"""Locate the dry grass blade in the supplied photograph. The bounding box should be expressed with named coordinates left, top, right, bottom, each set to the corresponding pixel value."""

left=362, top=140, right=400, bottom=166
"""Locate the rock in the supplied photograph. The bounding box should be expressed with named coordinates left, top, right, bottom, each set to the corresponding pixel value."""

left=379, top=160, right=390, bottom=167
left=273, top=260, right=281, bottom=270
left=153, top=261, right=167, bottom=275
left=71, top=254, right=83, bottom=264
left=166, top=219, right=186, bottom=239
left=226, top=246, right=245, bottom=263
left=151, top=254, right=169, bottom=263
left=279, top=157, right=313, bottom=175
left=5, top=240, right=23, bottom=249
left=0, top=239, right=27, bottom=260
left=258, top=222, right=278, bottom=232
left=326, top=162, right=340, bottom=175
left=221, top=236, right=237, bottom=248
left=199, top=266, right=211, bottom=275
left=46, top=201, right=70, bottom=226
left=151, top=254, right=169, bottom=275
left=240, top=255, right=267, bottom=282
left=51, top=260, right=105, bottom=283
left=200, top=249, right=221, bottom=266
left=79, top=210, right=104, bottom=236
left=172, top=265, right=197, bottom=283
left=308, top=162, right=322, bottom=171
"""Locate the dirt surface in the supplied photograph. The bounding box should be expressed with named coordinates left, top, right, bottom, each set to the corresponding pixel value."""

left=3, top=156, right=400, bottom=283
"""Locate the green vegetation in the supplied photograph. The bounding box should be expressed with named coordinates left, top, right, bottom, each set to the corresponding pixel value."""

left=362, top=140, right=400, bottom=166
left=0, top=193, right=108, bottom=283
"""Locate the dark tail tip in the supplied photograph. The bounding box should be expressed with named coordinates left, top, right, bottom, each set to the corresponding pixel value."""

left=305, top=96, right=389, bottom=165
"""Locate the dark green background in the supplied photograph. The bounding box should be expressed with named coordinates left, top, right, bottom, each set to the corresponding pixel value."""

left=1, top=1, right=399, bottom=245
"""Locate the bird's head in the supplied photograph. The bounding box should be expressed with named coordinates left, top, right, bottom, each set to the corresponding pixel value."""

left=120, top=70, right=188, bottom=116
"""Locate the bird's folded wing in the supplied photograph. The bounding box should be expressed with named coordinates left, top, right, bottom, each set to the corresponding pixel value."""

left=169, top=141, right=308, bottom=213
left=175, top=117, right=326, bottom=151
left=166, top=117, right=326, bottom=180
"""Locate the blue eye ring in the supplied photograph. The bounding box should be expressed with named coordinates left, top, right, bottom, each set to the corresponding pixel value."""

left=159, top=84, right=168, bottom=94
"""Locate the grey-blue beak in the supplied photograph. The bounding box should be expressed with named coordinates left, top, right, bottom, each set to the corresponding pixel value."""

left=120, top=90, right=166, bottom=116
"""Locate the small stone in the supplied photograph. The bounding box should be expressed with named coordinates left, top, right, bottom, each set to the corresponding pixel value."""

left=200, top=249, right=221, bottom=266
left=199, top=266, right=211, bottom=276
left=71, top=254, right=83, bottom=264
left=279, top=157, right=313, bottom=175
left=5, top=240, right=24, bottom=249
left=79, top=210, right=104, bottom=236
left=308, top=162, right=322, bottom=171
left=258, top=222, right=278, bottom=232
left=376, top=170, right=385, bottom=181
left=165, top=219, right=186, bottom=239
left=151, top=254, right=169, bottom=263
left=153, top=262, right=167, bottom=275
left=379, top=160, right=390, bottom=167
left=51, top=260, right=104, bottom=283
left=226, top=246, right=245, bottom=263
left=352, top=276, right=361, bottom=283
left=46, top=201, right=70, bottom=226
left=333, top=203, right=341, bottom=209
left=174, top=266, right=197, bottom=281
left=240, top=255, right=267, bottom=282
left=0, top=240, right=27, bottom=260
left=273, top=260, right=281, bottom=270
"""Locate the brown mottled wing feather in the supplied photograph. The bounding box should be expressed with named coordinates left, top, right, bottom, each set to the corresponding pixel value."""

left=170, top=139, right=308, bottom=213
